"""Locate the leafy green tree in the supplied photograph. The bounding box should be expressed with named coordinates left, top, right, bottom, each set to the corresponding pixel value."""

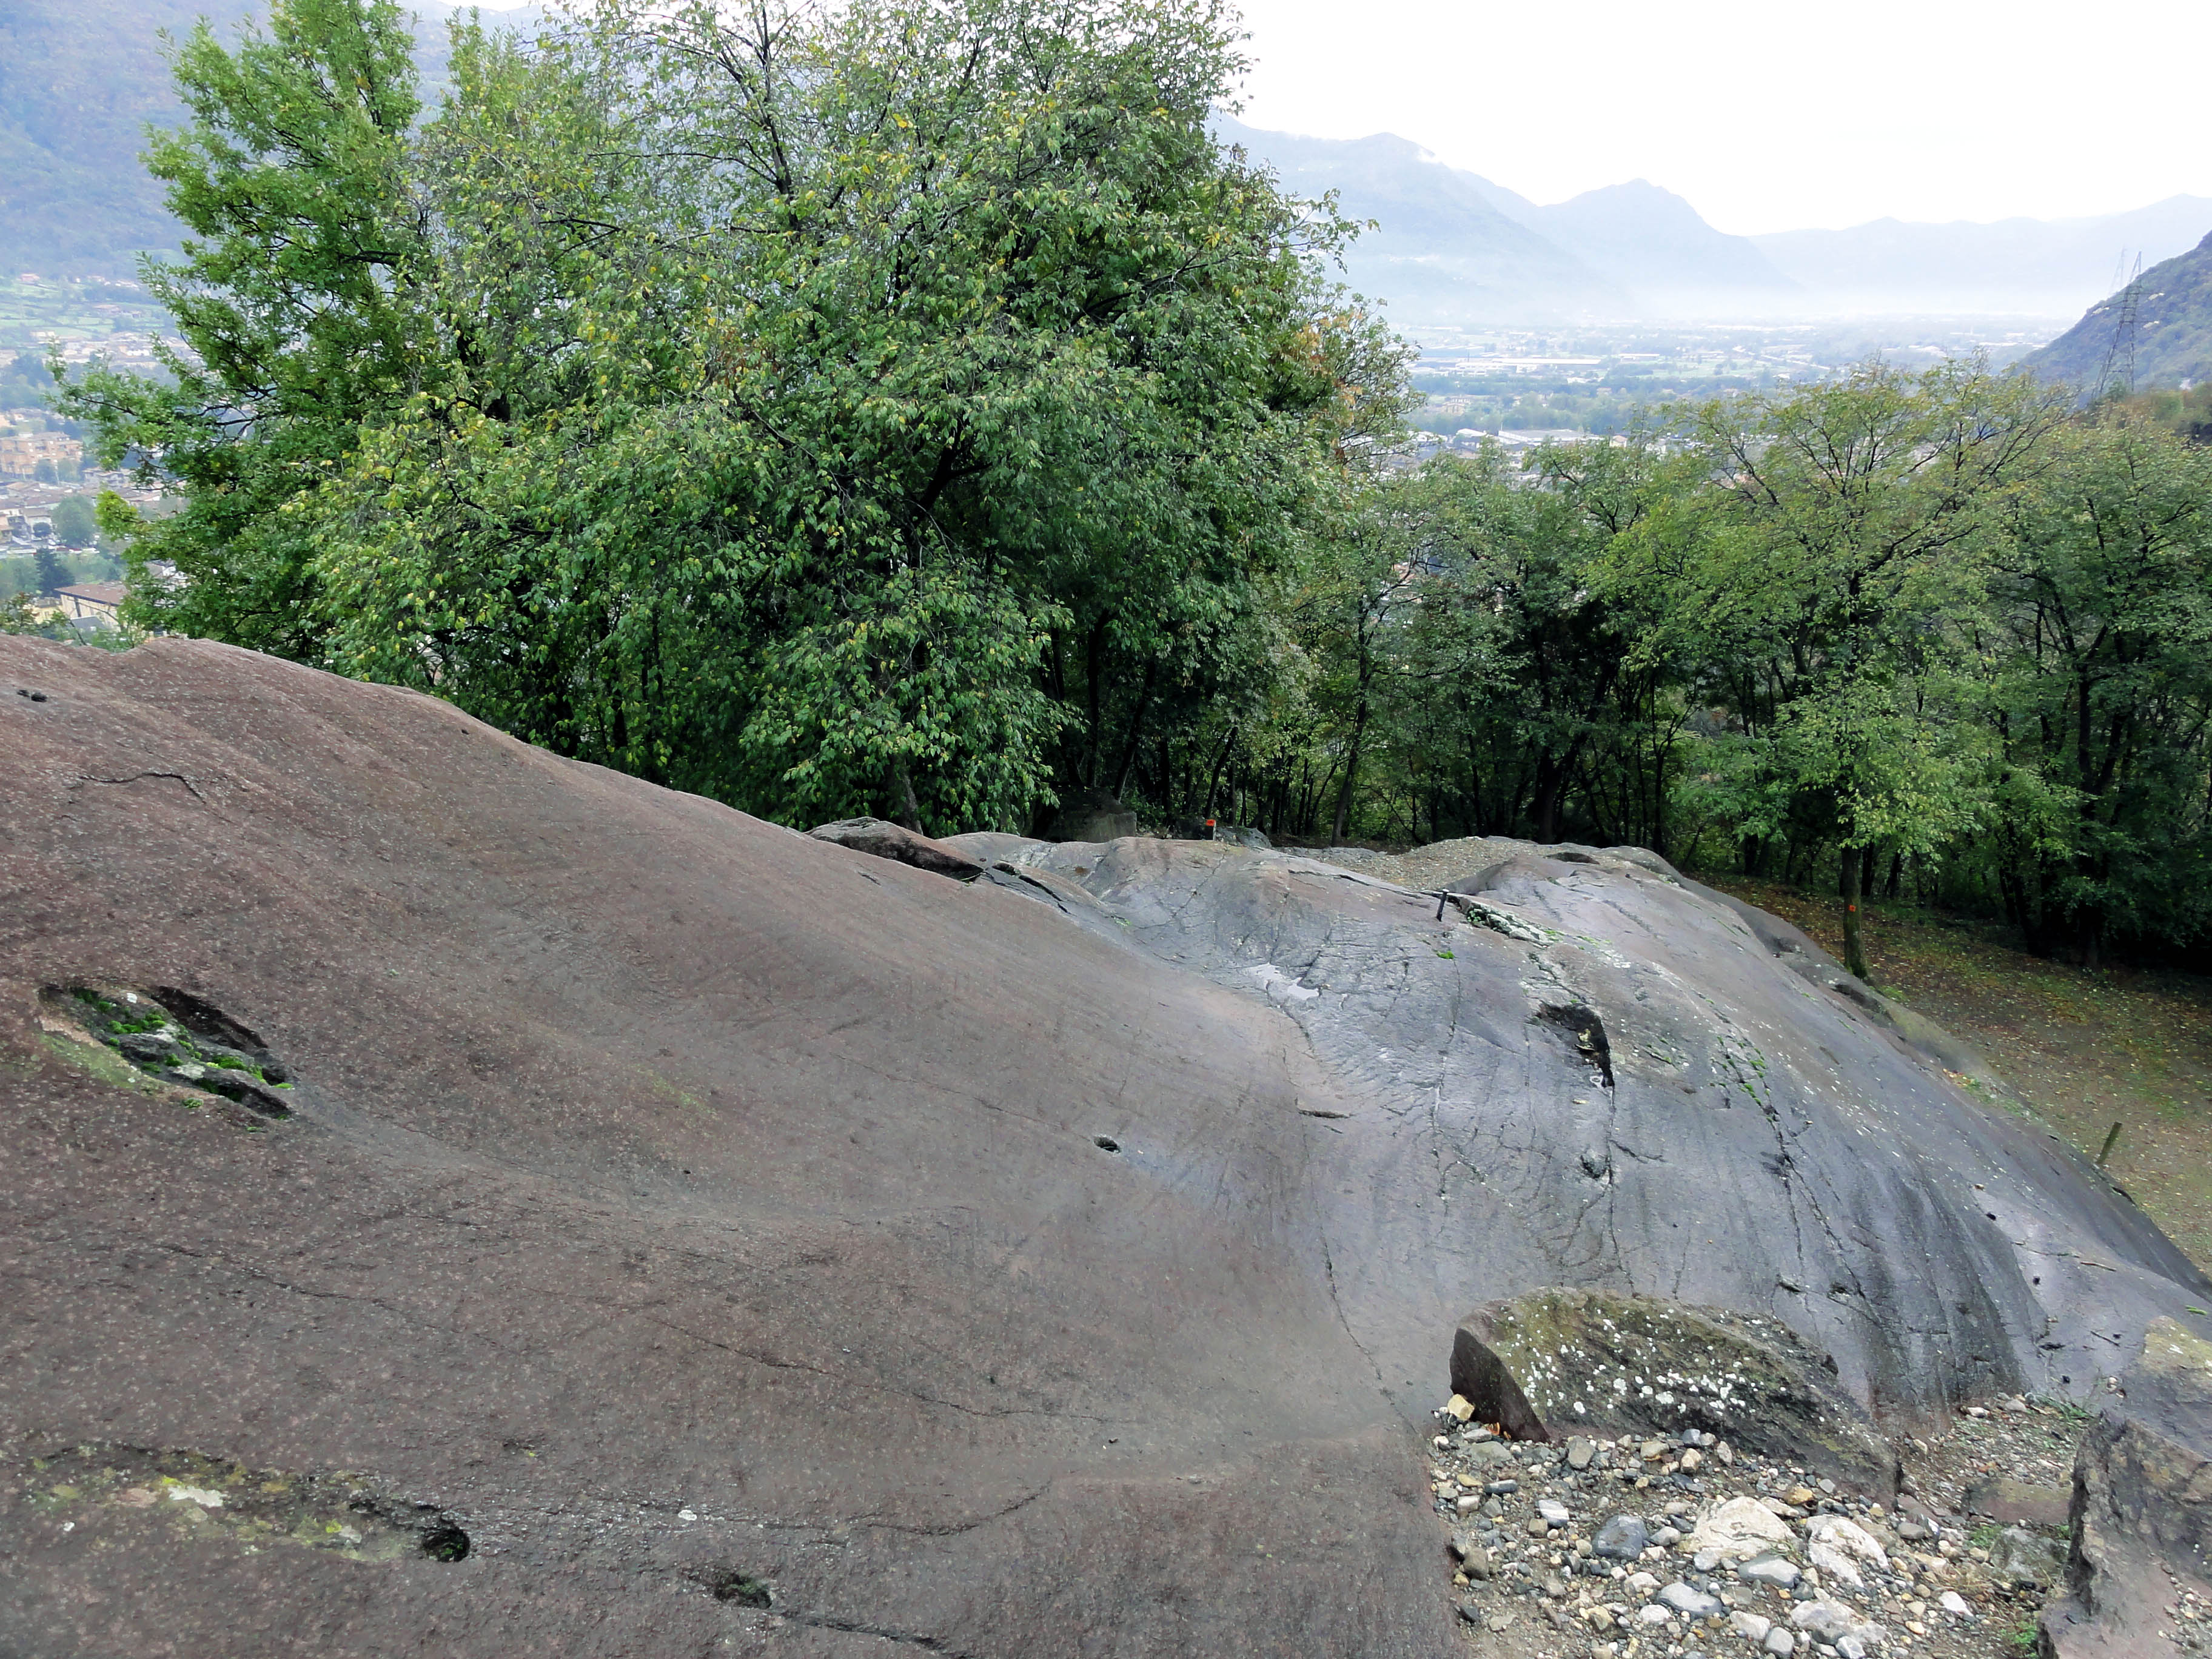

left=58, top=0, right=432, bottom=655
left=33, top=545, right=70, bottom=595
left=1668, top=361, right=2064, bottom=978
left=298, top=0, right=1398, bottom=832
left=49, top=494, right=97, bottom=547
left=1980, top=409, right=2212, bottom=960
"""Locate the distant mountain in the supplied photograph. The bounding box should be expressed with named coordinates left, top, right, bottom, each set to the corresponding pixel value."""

left=1220, top=119, right=1797, bottom=324
left=1212, top=118, right=1621, bottom=323
left=1754, top=198, right=2212, bottom=317
left=2022, top=232, right=2212, bottom=392
left=1513, top=180, right=1797, bottom=310
left=0, top=0, right=258, bottom=274
left=0, top=1, right=541, bottom=276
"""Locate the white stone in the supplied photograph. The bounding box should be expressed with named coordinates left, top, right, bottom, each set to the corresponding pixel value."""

left=166, top=1486, right=224, bottom=1509
left=1806, top=1513, right=1892, bottom=1588
left=1791, top=1598, right=1886, bottom=1647
left=1731, top=1610, right=1773, bottom=1641
left=1687, top=1495, right=1795, bottom=1563
left=1763, top=1629, right=1797, bottom=1657
left=1637, top=1604, right=1672, bottom=1625
left=1939, top=1590, right=1972, bottom=1616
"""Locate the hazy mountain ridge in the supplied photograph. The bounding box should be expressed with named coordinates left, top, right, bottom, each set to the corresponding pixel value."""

left=1226, top=118, right=2212, bottom=332
left=7, top=2, right=2208, bottom=337
left=2023, top=232, right=2212, bottom=392
left=1212, top=118, right=1625, bottom=323
left=1219, top=117, right=1792, bottom=323
left=0, top=0, right=543, bottom=276
left=1755, top=198, right=2212, bottom=317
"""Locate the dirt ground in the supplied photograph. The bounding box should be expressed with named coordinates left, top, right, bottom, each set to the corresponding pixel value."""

left=1428, top=1393, right=2085, bottom=1659
left=1698, top=876, right=2212, bottom=1276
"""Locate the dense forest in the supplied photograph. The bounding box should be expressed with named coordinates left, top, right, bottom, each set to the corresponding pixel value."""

left=52, top=0, right=2212, bottom=971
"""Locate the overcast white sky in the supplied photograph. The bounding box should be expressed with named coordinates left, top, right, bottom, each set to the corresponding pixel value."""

left=465, top=0, right=2212, bottom=235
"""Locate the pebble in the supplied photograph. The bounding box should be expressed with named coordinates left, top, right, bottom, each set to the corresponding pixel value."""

left=1762, top=1630, right=1797, bottom=1657
left=1739, top=1553, right=1802, bottom=1589
left=1659, top=1580, right=1724, bottom=1617
left=1594, top=1513, right=1648, bottom=1560
left=1567, top=1435, right=1595, bottom=1470
left=1536, top=1498, right=1570, bottom=1525
left=1940, top=1589, right=1972, bottom=1615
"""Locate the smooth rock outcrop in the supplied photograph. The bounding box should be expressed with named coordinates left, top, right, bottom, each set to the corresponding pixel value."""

left=5, top=637, right=2208, bottom=1657
left=962, top=831, right=2207, bottom=1424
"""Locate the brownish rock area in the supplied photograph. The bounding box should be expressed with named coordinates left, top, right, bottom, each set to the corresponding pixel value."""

left=4, top=637, right=2209, bottom=1658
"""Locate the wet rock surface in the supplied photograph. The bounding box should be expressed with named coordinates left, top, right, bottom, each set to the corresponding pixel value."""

left=4, top=638, right=2210, bottom=1657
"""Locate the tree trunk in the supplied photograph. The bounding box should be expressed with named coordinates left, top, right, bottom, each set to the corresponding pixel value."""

left=1112, top=659, right=1156, bottom=801
left=1201, top=725, right=1237, bottom=819
left=891, top=758, right=923, bottom=834
left=1330, top=702, right=1368, bottom=847
left=1839, top=843, right=1872, bottom=982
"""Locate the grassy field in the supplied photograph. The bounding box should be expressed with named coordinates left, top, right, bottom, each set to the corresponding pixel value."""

left=1701, top=876, right=2212, bottom=1275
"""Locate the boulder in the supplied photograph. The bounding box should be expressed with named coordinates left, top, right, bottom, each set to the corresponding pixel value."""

left=1658, top=1580, right=1723, bottom=1617
left=1447, top=1287, right=1902, bottom=1497
left=1738, top=1553, right=1803, bottom=1589
left=806, top=816, right=984, bottom=881
left=1790, top=1598, right=1885, bottom=1645
left=2042, top=1317, right=2212, bottom=1657
left=1987, top=1525, right=2065, bottom=1587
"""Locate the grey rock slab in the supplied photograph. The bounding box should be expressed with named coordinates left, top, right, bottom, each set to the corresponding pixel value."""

left=1016, top=830, right=2210, bottom=1423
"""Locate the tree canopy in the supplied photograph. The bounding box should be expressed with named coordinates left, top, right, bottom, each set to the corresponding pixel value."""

left=63, top=0, right=2212, bottom=971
